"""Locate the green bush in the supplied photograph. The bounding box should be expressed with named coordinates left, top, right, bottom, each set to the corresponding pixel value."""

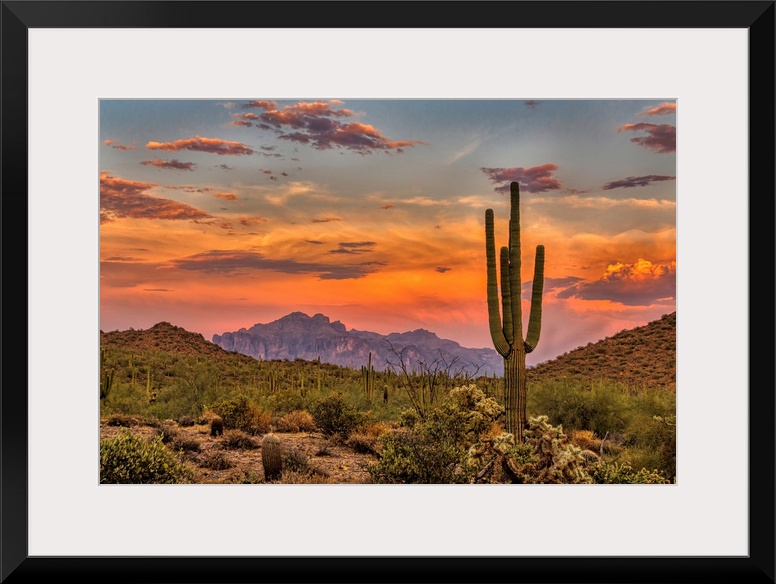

left=310, top=392, right=363, bottom=438
left=624, top=414, right=676, bottom=481
left=369, top=427, right=472, bottom=484
left=369, top=384, right=502, bottom=484
left=528, top=380, right=630, bottom=436
left=209, top=395, right=254, bottom=430
left=100, top=431, right=193, bottom=484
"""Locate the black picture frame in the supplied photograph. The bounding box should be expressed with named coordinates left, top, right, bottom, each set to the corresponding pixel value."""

left=2, top=2, right=774, bottom=583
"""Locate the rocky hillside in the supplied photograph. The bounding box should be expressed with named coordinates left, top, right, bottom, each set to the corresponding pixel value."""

left=101, top=321, right=244, bottom=363
left=527, top=312, right=676, bottom=390
left=212, top=312, right=503, bottom=376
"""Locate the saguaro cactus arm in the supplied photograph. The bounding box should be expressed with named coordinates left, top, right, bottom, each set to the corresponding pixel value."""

left=485, top=209, right=511, bottom=357
left=524, top=245, right=545, bottom=353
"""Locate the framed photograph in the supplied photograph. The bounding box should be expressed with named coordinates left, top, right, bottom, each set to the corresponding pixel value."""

left=4, top=1, right=774, bottom=582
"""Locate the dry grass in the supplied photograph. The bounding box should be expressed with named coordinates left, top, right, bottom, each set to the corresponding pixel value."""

left=275, top=410, right=316, bottom=433
left=567, top=429, right=601, bottom=452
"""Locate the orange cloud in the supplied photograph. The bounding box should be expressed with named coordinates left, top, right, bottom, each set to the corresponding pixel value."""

left=212, top=192, right=239, bottom=201
left=104, top=139, right=136, bottom=150
left=556, top=258, right=675, bottom=306
left=639, top=102, right=676, bottom=116
left=146, top=135, right=254, bottom=156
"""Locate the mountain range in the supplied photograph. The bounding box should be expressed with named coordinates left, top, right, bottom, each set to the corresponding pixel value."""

left=211, top=311, right=504, bottom=376
left=100, top=311, right=676, bottom=389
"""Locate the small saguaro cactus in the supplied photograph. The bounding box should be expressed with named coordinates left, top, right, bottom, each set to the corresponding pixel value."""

left=485, top=181, right=545, bottom=443
left=261, top=434, right=283, bottom=481
left=100, top=348, right=114, bottom=400
left=362, top=352, right=376, bottom=400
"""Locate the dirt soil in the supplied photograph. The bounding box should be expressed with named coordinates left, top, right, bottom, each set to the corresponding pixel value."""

left=100, top=418, right=378, bottom=484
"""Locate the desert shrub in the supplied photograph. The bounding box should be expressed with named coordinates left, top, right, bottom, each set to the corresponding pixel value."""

left=528, top=380, right=630, bottom=436
left=104, top=414, right=141, bottom=427
left=178, top=416, right=195, bottom=427
left=347, top=433, right=379, bottom=454
left=208, top=395, right=254, bottom=430
left=100, top=431, right=194, bottom=484
left=369, top=385, right=501, bottom=484
left=200, top=451, right=233, bottom=470
left=310, top=392, right=363, bottom=438
left=220, top=430, right=259, bottom=450
left=624, top=414, right=676, bottom=481
left=280, top=470, right=336, bottom=484
left=567, top=429, right=602, bottom=453
left=241, top=471, right=263, bottom=484
left=398, top=408, right=420, bottom=428
left=590, top=460, right=670, bottom=484
left=262, top=390, right=308, bottom=416
left=281, top=446, right=327, bottom=479
left=153, top=426, right=202, bottom=453
left=369, top=427, right=472, bottom=484
left=247, top=407, right=273, bottom=435
left=346, top=420, right=393, bottom=454
left=275, top=410, right=316, bottom=433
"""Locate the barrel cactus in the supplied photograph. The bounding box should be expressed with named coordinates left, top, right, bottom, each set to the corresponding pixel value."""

left=485, top=181, right=545, bottom=442
left=261, top=434, right=283, bottom=481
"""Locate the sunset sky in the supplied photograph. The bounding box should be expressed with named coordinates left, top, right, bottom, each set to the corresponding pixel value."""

left=99, top=98, right=676, bottom=366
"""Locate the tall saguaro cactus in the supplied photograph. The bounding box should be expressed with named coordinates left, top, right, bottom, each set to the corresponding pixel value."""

left=485, top=181, right=545, bottom=442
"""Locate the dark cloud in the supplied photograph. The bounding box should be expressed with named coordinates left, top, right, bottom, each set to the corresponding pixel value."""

left=380, top=204, right=394, bottom=210
left=339, top=242, right=375, bottom=249
left=556, top=260, right=675, bottom=306
left=481, top=164, right=562, bottom=193
left=216, top=164, right=234, bottom=171
left=103, top=255, right=143, bottom=262
left=100, top=172, right=212, bottom=223
left=238, top=99, right=427, bottom=155
left=327, top=242, right=375, bottom=255
left=238, top=216, right=267, bottom=226
left=524, top=100, right=542, bottom=109
left=143, top=288, right=174, bottom=292
left=602, top=175, right=676, bottom=190
left=164, top=185, right=213, bottom=193
left=618, top=123, right=676, bottom=153
left=167, top=249, right=384, bottom=280
left=435, top=267, right=451, bottom=273
left=146, top=135, right=254, bottom=156
left=141, top=159, right=197, bottom=171
left=311, top=217, right=341, bottom=223
left=305, top=240, right=324, bottom=244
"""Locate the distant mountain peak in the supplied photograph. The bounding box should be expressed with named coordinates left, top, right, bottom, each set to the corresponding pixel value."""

left=213, top=312, right=502, bottom=376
